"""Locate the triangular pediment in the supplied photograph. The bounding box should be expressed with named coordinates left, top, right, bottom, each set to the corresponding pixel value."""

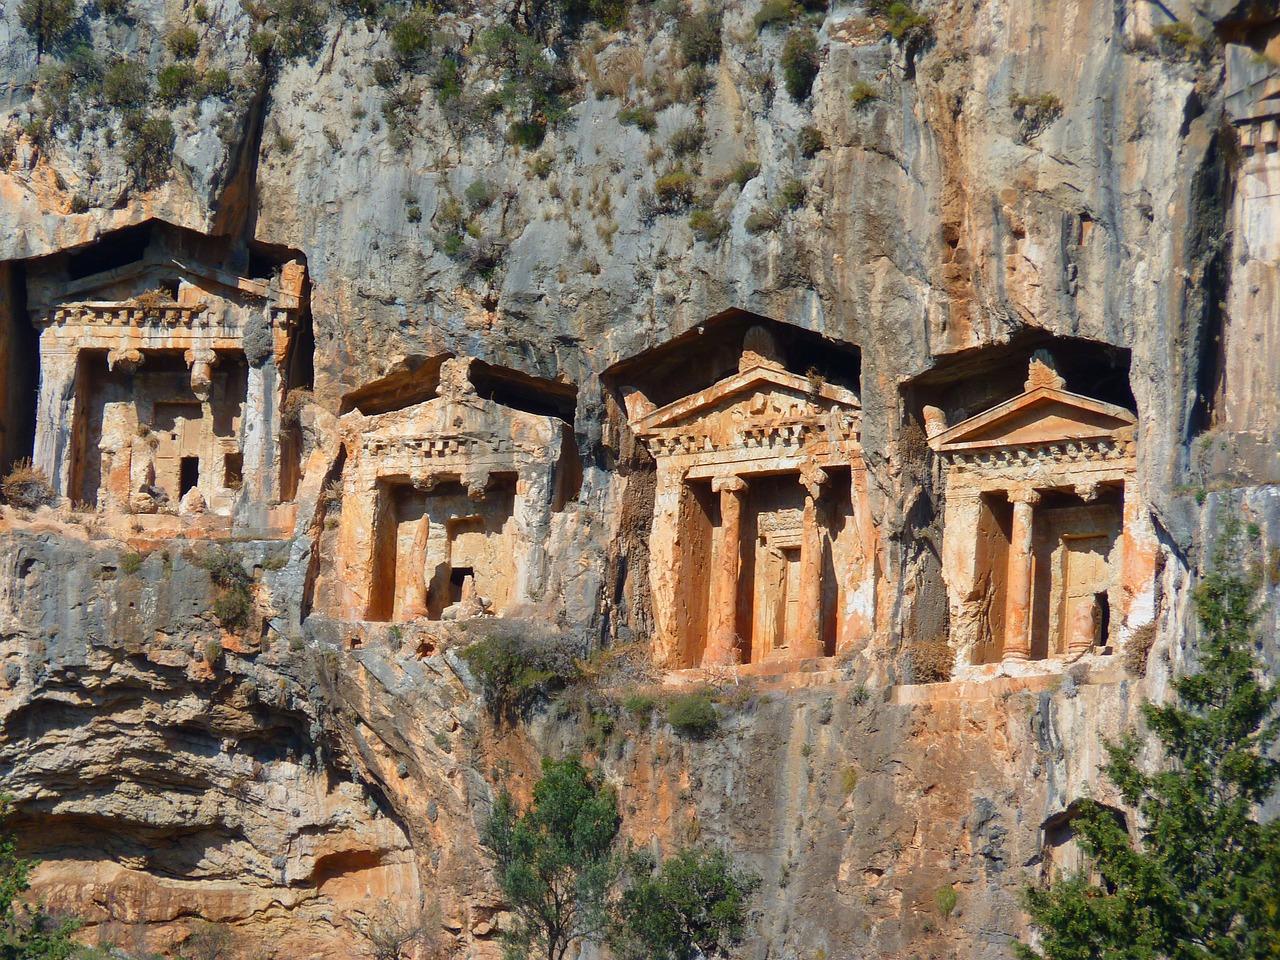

left=929, top=387, right=1135, bottom=453
left=635, top=364, right=859, bottom=434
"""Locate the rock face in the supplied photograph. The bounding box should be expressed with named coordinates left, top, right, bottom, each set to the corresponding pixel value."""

left=0, top=0, right=1278, bottom=957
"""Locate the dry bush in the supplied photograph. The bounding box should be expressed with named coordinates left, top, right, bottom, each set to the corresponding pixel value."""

left=907, top=635, right=953, bottom=684
left=1, top=459, right=55, bottom=509
left=282, top=387, right=314, bottom=426
left=1123, top=622, right=1157, bottom=677
left=347, top=899, right=443, bottom=960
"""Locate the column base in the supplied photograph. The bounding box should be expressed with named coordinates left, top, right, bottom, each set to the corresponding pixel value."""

left=1002, top=650, right=1030, bottom=663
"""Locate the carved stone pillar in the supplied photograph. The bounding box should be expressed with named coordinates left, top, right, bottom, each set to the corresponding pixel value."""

left=704, top=475, right=747, bottom=667
left=1002, top=487, right=1040, bottom=662
left=796, top=466, right=828, bottom=660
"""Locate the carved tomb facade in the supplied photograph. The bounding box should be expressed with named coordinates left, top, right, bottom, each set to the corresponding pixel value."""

left=929, top=353, right=1158, bottom=674
left=632, top=328, right=876, bottom=670
left=324, top=358, right=563, bottom=623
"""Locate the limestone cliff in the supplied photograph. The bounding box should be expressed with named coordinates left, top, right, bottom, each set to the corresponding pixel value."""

left=0, top=0, right=1278, bottom=956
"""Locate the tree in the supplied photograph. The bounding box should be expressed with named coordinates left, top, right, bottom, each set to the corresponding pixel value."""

left=616, top=846, right=759, bottom=960
left=0, top=796, right=80, bottom=960
left=482, top=757, right=623, bottom=960
left=1019, top=534, right=1280, bottom=959
left=18, top=0, right=77, bottom=60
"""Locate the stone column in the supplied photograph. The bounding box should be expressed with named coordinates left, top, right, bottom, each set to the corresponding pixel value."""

left=33, top=348, right=78, bottom=499
left=1002, top=487, right=1040, bottom=663
left=704, top=475, right=746, bottom=667
left=796, top=467, right=828, bottom=660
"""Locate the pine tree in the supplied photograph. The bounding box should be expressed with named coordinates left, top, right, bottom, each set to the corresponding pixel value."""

left=482, top=757, right=623, bottom=960
left=1019, top=535, right=1280, bottom=959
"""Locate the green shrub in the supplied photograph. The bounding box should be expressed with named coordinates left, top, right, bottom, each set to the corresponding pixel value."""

left=199, top=67, right=233, bottom=98
left=407, top=203, right=422, bottom=223
left=781, top=28, right=819, bottom=101
left=689, top=207, right=727, bottom=243
left=248, top=29, right=277, bottom=60
left=619, top=105, right=657, bottom=132
left=866, top=0, right=932, bottom=45
left=119, top=552, right=143, bottom=575
left=194, top=2, right=209, bottom=21
left=676, top=10, right=722, bottom=65
left=478, top=24, right=574, bottom=145
left=166, top=25, right=200, bottom=59
left=200, top=546, right=254, bottom=632
left=623, top=692, right=656, bottom=720
left=849, top=79, right=878, bottom=107
left=102, top=59, right=149, bottom=107
left=100, top=0, right=130, bottom=16
left=729, top=159, right=761, bottom=186
left=779, top=177, right=806, bottom=208
left=508, top=119, right=547, bottom=148
left=797, top=124, right=824, bottom=156
left=667, top=691, right=718, bottom=738
left=203, top=638, right=223, bottom=664
left=1153, top=21, right=1204, bottom=59
left=18, top=0, right=77, bottom=57
left=460, top=629, right=582, bottom=722
left=156, top=62, right=199, bottom=103
left=465, top=178, right=499, bottom=211
left=669, top=121, right=705, bottom=157
left=262, top=0, right=329, bottom=60
left=936, top=884, right=958, bottom=918
left=754, top=0, right=799, bottom=31
left=432, top=53, right=462, bottom=102
left=840, top=765, right=858, bottom=795
left=123, top=112, right=175, bottom=188
left=744, top=206, right=781, bottom=234
left=654, top=168, right=697, bottom=208
left=390, top=7, right=433, bottom=64
left=372, top=58, right=400, bottom=87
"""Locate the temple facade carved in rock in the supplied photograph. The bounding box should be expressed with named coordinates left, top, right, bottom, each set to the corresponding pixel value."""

left=26, top=223, right=307, bottom=536
left=628, top=327, right=876, bottom=671
left=928, top=352, right=1158, bottom=676
left=316, top=357, right=565, bottom=624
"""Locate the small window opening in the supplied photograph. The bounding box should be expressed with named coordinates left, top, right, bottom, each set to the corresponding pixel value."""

left=160, top=278, right=180, bottom=299
left=223, top=452, right=243, bottom=489
left=449, top=566, right=474, bottom=604
left=1094, top=591, right=1111, bottom=648
left=179, top=457, right=200, bottom=497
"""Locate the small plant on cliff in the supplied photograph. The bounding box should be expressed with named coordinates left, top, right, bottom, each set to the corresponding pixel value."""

left=666, top=692, right=718, bottom=738
left=1153, top=21, right=1206, bottom=60
left=865, top=0, right=932, bottom=46
left=935, top=884, right=958, bottom=918
left=615, top=846, right=759, bottom=960
left=1018, top=531, right=1280, bottom=959
left=780, top=28, right=820, bottom=101
left=482, top=757, right=623, bottom=960
left=676, top=9, right=722, bottom=65
left=347, top=899, right=436, bottom=960
left=1, top=460, right=55, bottom=510
left=460, top=627, right=582, bottom=723
left=200, top=547, right=254, bottom=633
left=1010, top=92, right=1062, bottom=142
left=18, top=0, right=77, bottom=60
left=0, top=794, right=81, bottom=957
left=848, top=80, right=879, bottom=108
left=122, top=112, right=175, bottom=189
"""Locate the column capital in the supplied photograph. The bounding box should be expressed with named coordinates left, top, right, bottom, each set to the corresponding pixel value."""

left=712, top=475, right=747, bottom=494
left=800, top=463, right=829, bottom=500
left=1008, top=486, right=1041, bottom=506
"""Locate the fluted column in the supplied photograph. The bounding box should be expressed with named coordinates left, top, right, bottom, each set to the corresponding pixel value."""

left=1002, top=487, right=1040, bottom=662
left=796, top=467, right=828, bottom=660
left=704, top=475, right=747, bottom=667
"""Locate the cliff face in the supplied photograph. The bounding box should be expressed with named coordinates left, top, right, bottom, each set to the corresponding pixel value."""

left=0, top=0, right=1278, bottom=956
